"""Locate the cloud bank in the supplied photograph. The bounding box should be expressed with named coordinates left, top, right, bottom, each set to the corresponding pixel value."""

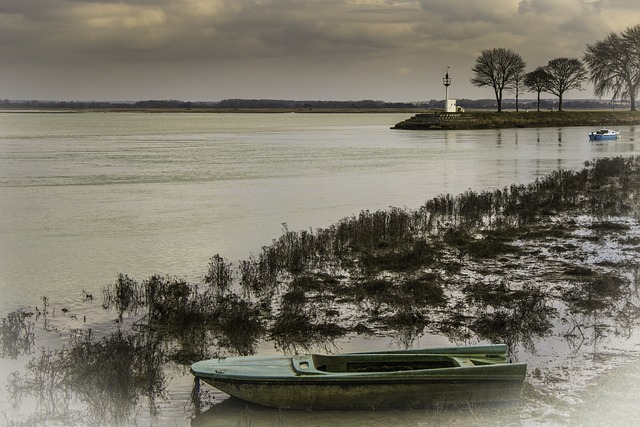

left=1, top=0, right=638, bottom=101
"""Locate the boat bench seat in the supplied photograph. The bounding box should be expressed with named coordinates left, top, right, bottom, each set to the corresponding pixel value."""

left=452, top=357, right=476, bottom=367
left=311, top=354, right=459, bottom=373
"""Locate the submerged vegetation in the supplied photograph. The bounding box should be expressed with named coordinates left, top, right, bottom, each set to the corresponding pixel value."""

left=3, top=156, right=640, bottom=425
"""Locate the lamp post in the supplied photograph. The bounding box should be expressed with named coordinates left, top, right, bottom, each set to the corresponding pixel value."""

left=443, top=66, right=451, bottom=105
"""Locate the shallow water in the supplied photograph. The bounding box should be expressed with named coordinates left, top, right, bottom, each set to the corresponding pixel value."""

left=1, top=112, right=640, bottom=425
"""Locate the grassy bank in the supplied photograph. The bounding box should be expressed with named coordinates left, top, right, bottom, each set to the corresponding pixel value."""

left=393, top=110, right=640, bottom=130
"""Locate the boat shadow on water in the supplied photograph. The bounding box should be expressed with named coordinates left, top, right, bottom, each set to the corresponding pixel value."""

left=2, top=156, right=640, bottom=425
left=191, top=392, right=526, bottom=426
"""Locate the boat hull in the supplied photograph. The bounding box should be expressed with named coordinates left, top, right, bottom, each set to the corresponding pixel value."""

left=199, top=375, right=525, bottom=409
left=589, top=134, right=618, bottom=141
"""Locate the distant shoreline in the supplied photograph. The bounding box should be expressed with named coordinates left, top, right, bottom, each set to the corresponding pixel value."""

left=0, top=97, right=630, bottom=115
left=0, top=107, right=432, bottom=114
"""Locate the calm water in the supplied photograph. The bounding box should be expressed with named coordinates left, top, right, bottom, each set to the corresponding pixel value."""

left=1, top=112, right=637, bottom=313
left=1, top=112, right=640, bottom=425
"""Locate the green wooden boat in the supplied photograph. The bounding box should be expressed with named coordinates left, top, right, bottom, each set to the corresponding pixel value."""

left=191, top=344, right=527, bottom=409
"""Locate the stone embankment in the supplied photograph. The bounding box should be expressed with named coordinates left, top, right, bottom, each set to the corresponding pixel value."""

left=392, top=111, right=640, bottom=130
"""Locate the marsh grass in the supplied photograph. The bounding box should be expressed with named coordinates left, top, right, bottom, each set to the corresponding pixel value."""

left=93, top=157, right=640, bottom=349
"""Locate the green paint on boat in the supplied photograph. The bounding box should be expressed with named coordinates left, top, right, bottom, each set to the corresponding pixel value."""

left=191, top=344, right=527, bottom=409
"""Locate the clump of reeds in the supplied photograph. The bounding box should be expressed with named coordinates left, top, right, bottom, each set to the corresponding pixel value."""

left=101, top=272, right=266, bottom=359
left=358, top=239, right=442, bottom=273
left=102, top=273, right=145, bottom=318
left=145, top=275, right=208, bottom=332
left=204, top=254, right=233, bottom=295
left=466, top=235, right=520, bottom=259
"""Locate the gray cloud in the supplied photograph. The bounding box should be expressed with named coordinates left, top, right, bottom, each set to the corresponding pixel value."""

left=1, top=0, right=638, bottom=101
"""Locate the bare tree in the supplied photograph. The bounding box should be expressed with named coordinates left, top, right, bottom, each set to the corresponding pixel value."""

left=471, top=48, right=527, bottom=112
left=543, top=58, right=588, bottom=111
left=584, top=25, right=640, bottom=111
left=524, top=67, right=551, bottom=111
left=512, top=67, right=526, bottom=112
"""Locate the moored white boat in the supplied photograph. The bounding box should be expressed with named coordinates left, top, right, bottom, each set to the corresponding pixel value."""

left=589, top=128, right=620, bottom=140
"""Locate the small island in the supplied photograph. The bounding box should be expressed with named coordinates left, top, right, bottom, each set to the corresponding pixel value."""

left=392, top=110, right=640, bottom=130
left=394, top=27, right=640, bottom=131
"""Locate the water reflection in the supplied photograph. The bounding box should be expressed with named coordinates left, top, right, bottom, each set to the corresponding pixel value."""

left=6, top=330, right=166, bottom=426
left=270, top=281, right=345, bottom=354
left=462, top=282, right=555, bottom=353
left=560, top=268, right=640, bottom=353
left=191, top=397, right=524, bottom=427
left=0, top=309, right=35, bottom=358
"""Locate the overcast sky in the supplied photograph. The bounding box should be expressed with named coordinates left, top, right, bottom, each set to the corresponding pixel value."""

left=1, top=0, right=639, bottom=102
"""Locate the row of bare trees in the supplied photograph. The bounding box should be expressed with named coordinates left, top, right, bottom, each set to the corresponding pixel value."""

left=470, top=25, right=640, bottom=112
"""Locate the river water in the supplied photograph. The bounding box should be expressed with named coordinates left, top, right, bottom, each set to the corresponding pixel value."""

left=1, top=112, right=640, bottom=425
left=2, top=112, right=638, bottom=313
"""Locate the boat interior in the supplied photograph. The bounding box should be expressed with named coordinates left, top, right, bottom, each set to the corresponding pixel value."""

left=307, top=354, right=492, bottom=373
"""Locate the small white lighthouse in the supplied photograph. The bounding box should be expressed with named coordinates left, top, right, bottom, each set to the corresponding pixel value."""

left=443, top=67, right=457, bottom=113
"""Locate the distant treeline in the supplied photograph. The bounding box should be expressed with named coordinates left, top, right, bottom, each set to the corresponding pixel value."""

left=0, top=98, right=627, bottom=110
left=0, top=99, right=416, bottom=110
